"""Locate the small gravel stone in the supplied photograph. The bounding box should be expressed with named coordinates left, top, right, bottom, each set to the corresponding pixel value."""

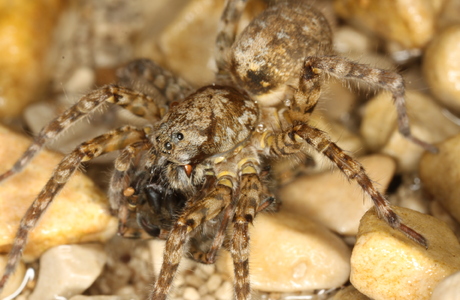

left=215, top=281, right=233, bottom=300
left=221, top=210, right=351, bottom=292
left=29, top=244, right=107, bottom=300
left=70, top=296, right=139, bottom=300
left=431, top=270, right=460, bottom=300
left=280, top=155, right=395, bottom=235
left=360, top=90, right=460, bottom=172
left=420, top=134, right=460, bottom=223
left=206, top=273, right=223, bottom=293
left=0, top=125, right=117, bottom=260
left=423, top=25, right=460, bottom=113
left=334, top=0, right=444, bottom=48
left=183, top=287, right=200, bottom=300
left=184, top=274, right=205, bottom=289
left=351, top=206, right=460, bottom=300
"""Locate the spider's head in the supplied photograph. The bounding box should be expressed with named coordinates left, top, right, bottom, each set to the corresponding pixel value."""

left=153, top=85, right=259, bottom=168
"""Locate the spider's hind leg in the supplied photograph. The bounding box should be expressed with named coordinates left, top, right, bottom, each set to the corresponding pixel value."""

left=215, top=0, right=248, bottom=79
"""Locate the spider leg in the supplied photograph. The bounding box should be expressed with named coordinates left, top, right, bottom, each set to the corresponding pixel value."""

left=232, top=162, right=274, bottom=300
left=0, top=85, right=166, bottom=182
left=117, top=59, right=193, bottom=104
left=304, top=56, right=438, bottom=153
left=265, top=65, right=429, bottom=247
left=0, top=125, right=148, bottom=293
left=109, top=139, right=153, bottom=239
left=150, top=177, right=234, bottom=300
left=215, top=0, right=248, bottom=79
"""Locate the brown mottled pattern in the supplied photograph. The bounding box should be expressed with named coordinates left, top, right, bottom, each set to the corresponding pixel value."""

left=0, top=0, right=435, bottom=298
left=230, top=1, right=332, bottom=97
left=155, top=85, right=258, bottom=165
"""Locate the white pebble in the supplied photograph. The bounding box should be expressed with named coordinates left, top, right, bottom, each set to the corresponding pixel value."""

left=183, top=287, right=200, bottom=300
left=207, top=273, right=223, bottom=293
left=29, top=244, right=107, bottom=300
left=215, top=281, right=232, bottom=300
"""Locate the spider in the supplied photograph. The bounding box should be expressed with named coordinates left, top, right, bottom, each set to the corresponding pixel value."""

left=0, top=0, right=437, bottom=299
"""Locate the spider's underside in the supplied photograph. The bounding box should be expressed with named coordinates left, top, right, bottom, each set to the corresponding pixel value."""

left=0, top=0, right=437, bottom=299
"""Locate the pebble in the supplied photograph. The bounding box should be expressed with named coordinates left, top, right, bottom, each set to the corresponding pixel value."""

left=206, top=273, right=223, bottom=293
left=280, top=155, right=396, bottom=236
left=332, top=285, right=370, bottom=300
left=158, top=0, right=266, bottom=86
left=0, top=255, right=26, bottom=299
left=334, top=0, right=444, bottom=49
left=221, top=210, right=351, bottom=292
left=215, top=281, right=233, bottom=300
left=360, top=90, right=460, bottom=172
left=423, top=25, right=460, bottom=113
left=29, top=244, right=107, bottom=300
left=0, top=0, right=65, bottom=118
left=183, top=286, right=201, bottom=300
left=420, top=133, right=460, bottom=223
left=0, top=125, right=117, bottom=261
left=351, top=206, right=460, bottom=300
left=431, top=270, right=460, bottom=300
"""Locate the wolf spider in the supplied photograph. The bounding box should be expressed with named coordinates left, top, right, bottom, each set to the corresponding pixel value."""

left=0, top=0, right=437, bottom=299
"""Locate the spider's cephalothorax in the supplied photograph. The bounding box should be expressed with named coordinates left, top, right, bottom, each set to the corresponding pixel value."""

left=0, top=1, right=437, bottom=299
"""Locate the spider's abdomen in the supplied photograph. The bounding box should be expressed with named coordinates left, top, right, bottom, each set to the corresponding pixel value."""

left=230, top=2, right=333, bottom=106
left=155, top=85, right=258, bottom=165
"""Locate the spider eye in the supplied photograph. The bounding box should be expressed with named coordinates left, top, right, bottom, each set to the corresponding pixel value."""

left=176, top=132, right=184, bottom=140
left=164, top=142, right=172, bottom=150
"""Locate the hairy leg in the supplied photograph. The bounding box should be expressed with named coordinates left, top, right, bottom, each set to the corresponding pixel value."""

left=0, top=126, right=148, bottom=293
left=0, top=85, right=165, bottom=182
left=215, top=0, right=248, bottom=79
left=304, top=56, right=437, bottom=153
left=150, top=177, right=233, bottom=300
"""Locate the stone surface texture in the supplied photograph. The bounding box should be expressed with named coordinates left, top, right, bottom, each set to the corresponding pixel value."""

left=351, top=206, right=460, bottom=300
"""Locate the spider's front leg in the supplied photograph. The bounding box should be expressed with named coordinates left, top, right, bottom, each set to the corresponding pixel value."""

left=150, top=176, right=233, bottom=300
left=0, top=125, right=149, bottom=292
left=268, top=63, right=428, bottom=247
left=0, top=84, right=165, bottom=182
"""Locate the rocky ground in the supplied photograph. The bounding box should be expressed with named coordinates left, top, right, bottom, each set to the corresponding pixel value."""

left=1, top=0, right=460, bottom=300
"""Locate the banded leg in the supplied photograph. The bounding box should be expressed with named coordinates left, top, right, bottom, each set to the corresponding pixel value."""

left=0, top=84, right=165, bottom=182
left=304, top=56, right=437, bottom=153
left=215, top=0, right=248, bottom=77
left=0, top=126, right=147, bottom=293
left=150, top=178, right=234, bottom=300
left=268, top=124, right=427, bottom=248
left=109, top=139, right=153, bottom=239
left=232, top=162, right=274, bottom=300
left=117, top=59, right=193, bottom=104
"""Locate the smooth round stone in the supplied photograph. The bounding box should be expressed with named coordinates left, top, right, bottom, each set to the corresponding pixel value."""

left=220, top=210, right=351, bottom=292
left=0, top=125, right=117, bottom=261
left=351, top=206, right=460, bottom=300
left=334, top=0, right=445, bottom=49
left=420, top=134, right=460, bottom=223
left=360, top=90, right=460, bottom=172
left=29, top=244, right=107, bottom=300
left=423, top=25, right=460, bottom=113
left=431, top=270, right=460, bottom=300
left=280, top=155, right=396, bottom=236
